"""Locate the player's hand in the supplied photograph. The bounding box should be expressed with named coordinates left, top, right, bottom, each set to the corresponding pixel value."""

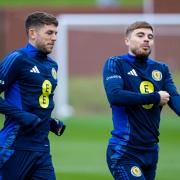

left=158, top=91, right=170, bottom=106
left=50, top=118, right=66, bottom=136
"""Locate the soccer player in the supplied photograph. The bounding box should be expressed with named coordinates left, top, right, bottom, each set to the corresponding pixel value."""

left=0, top=12, right=65, bottom=179
left=103, top=21, right=180, bottom=179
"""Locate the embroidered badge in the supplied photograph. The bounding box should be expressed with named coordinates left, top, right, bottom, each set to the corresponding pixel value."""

left=131, top=166, right=142, bottom=177
left=152, top=70, right=162, bottom=81
left=51, top=68, right=57, bottom=80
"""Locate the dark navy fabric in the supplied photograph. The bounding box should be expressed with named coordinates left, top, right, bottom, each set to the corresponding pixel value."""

left=0, top=43, right=58, bottom=154
left=103, top=54, right=180, bottom=149
left=103, top=54, right=180, bottom=179
left=107, top=144, right=158, bottom=180
left=0, top=150, right=55, bottom=180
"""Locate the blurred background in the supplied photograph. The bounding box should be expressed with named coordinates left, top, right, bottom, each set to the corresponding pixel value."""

left=0, top=0, right=180, bottom=179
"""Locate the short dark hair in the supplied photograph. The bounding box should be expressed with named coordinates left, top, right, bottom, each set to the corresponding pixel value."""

left=25, top=11, right=58, bottom=32
left=126, top=21, right=153, bottom=37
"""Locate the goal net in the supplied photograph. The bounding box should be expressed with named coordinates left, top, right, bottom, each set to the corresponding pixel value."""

left=52, top=13, right=180, bottom=118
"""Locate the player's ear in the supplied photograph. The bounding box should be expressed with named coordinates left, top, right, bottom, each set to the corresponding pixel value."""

left=125, top=37, right=129, bottom=46
left=28, top=28, right=37, bottom=40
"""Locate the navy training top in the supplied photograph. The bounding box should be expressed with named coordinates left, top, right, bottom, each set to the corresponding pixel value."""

left=103, top=54, right=180, bottom=150
left=0, top=43, right=58, bottom=152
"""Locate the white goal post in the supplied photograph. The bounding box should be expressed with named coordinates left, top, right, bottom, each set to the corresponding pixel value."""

left=52, top=13, right=180, bottom=118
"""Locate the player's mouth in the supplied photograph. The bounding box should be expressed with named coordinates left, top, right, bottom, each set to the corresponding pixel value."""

left=141, top=45, right=150, bottom=50
left=47, top=43, right=54, bottom=49
left=48, top=43, right=54, bottom=46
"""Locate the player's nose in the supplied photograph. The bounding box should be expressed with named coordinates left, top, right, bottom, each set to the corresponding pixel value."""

left=144, top=36, right=149, bottom=42
left=51, top=33, right=57, bottom=41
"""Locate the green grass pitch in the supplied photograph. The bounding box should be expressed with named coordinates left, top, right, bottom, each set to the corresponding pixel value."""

left=0, top=113, right=180, bottom=179
left=0, top=0, right=143, bottom=7
left=49, top=113, right=180, bottom=180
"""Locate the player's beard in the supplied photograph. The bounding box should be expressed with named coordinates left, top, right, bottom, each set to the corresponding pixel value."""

left=131, top=47, right=151, bottom=60
left=35, top=41, right=53, bottom=55
left=36, top=44, right=51, bottom=55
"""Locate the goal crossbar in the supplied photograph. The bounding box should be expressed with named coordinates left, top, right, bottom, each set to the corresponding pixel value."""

left=53, top=13, right=180, bottom=118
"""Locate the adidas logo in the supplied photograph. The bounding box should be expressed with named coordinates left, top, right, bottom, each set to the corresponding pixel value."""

left=127, top=69, right=138, bottom=76
left=30, top=66, right=40, bottom=73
